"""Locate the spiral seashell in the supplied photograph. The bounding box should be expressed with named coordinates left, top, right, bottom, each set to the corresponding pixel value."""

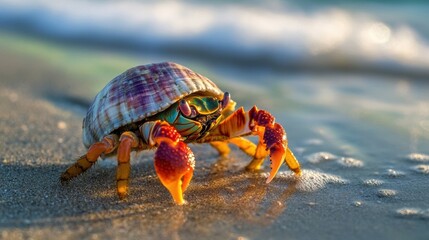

left=82, top=62, right=223, bottom=147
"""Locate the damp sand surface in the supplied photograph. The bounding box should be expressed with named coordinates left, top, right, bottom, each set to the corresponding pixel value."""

left=1, top=36, right=429, bottom=240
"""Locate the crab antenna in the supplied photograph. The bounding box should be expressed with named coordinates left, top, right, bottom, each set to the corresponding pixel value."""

left=179, top=99, right=192, bottom=117
left=221, top=92, right=230, bottom=108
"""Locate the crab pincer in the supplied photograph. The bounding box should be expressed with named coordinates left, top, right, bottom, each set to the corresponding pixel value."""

left=263, top=122, right=301, bottom=182
left=250, top=107, right=302, bottom=182
left=208, top=106, right=301, bottom=183
left=142, top=121, right=195, bottom=205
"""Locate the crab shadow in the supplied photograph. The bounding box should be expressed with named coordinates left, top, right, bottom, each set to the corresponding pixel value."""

left=188, top=154, right=299, bottom=226
left=0, top=150, right=298, bottom=238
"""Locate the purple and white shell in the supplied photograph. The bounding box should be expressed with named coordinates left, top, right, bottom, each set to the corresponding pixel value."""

left=82, top=62, right=224, bottom=148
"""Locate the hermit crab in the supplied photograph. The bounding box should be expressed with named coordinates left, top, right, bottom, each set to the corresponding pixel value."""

left=61, top=62, right=301, bottom=204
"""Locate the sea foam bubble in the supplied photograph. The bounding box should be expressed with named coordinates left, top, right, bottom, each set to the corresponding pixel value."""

left=305, top=152, right=338, bottom=164
left=269, top=169, right=348, bottom=192
left=362, top=179, right=384, bottom=186
left=337, top=157, right=364, bottom=168
left=405, top=153, right=429, bottom=162
left=412, top=165, right=429, bottom=174
left=386, top=169, right=405, bottom=178
left=377, top=189, right=397, bottom=198
left=396, top=208, right=429, bottom=220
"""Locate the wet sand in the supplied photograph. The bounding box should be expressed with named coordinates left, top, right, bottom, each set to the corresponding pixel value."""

left=1, top=35, right=429, bottom=240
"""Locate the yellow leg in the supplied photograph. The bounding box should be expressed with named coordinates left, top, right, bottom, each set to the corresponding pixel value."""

left=210, top=141, right=231, bottom=156
left=285, top=148, right=301, bottom=175
left=116, top=131, right=139, bottom=199
left=61, top=134, right=118, bottom=182
left=227, top=132, right=269, bottom=171
left=228, top=137, right=257, bottom=157
left=245, top=139, right=269, bottom=171
left=211, top=137, right=269, bottom=171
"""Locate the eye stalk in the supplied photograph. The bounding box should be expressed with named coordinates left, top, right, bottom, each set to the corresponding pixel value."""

left=179, top=100, right=192, bottom=117
left=179, top=100, right=198, bottom=118
left=221, top=92, right=230, bottom=109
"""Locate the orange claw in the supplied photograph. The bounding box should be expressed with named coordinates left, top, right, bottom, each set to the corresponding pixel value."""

left=154, top=140, right=195, bottom=205
left=266, top=142, right=286, bottom=183
left=206, top=106, right=301, bottom=184
left=254, top=111, right=301, bottom=182
left=263, top=123, right=287, bottom=183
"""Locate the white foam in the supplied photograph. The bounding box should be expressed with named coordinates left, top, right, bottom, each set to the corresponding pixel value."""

left=396, top=208, right=429, bottom=219
left=362, top=179, right=384, bottom=186
left=406, top=153, right=429, bottom=162
left=337, top=157, right=364, bottom=168
left=273, top=169, right=348, bottom=192
left=412, top=165, right=429, bottom=174
left=305, top=152, right=338, bottom=164
left=386, top=168, right=406, bottom=178
left=1, top=0, right=429, bottom=75
left=377, top=189, right=397, bottom=198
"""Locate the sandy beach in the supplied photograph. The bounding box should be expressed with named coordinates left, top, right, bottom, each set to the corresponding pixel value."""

left=1, top=27, right=429, bottom=240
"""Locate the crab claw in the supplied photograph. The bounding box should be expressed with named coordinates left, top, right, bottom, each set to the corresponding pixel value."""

left=207, top=106, right=301, bottom=183
left=263, top=123, right=287, bottom=183
left=154, top=141, right=195, bottom=205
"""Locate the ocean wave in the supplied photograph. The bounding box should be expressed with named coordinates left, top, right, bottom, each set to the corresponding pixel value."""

left=1, top=0, right=429, bottom=76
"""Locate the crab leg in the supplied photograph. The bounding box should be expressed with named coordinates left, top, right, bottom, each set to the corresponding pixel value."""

left=210, top=137, right=267, bottom=167
left=210, top=141, right=231, bottom=156
left=210, top=137, right=262, bottom=159
left=229, top=137, right=259, bottom=157
left=244, top=138, right=269, bottom=171
left=116, top=131, right=139, bottom=199
left=209, top=106, right=301, bottom=182
left=140, top=121, right=195, bottom=205
left=60, top=134, right=118, bottom=183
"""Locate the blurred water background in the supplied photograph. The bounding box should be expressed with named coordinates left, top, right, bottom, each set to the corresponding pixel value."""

left=1, top=0, right=429, bottom=239
left=2, top=0, right=429, bottom=76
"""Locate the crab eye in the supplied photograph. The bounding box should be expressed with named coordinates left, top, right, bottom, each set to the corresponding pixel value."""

left=220, top=92, right=230, bottom=109
left=189, top=107, right=198, bottom=118
left=179, top=100, right=192, bottom=117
